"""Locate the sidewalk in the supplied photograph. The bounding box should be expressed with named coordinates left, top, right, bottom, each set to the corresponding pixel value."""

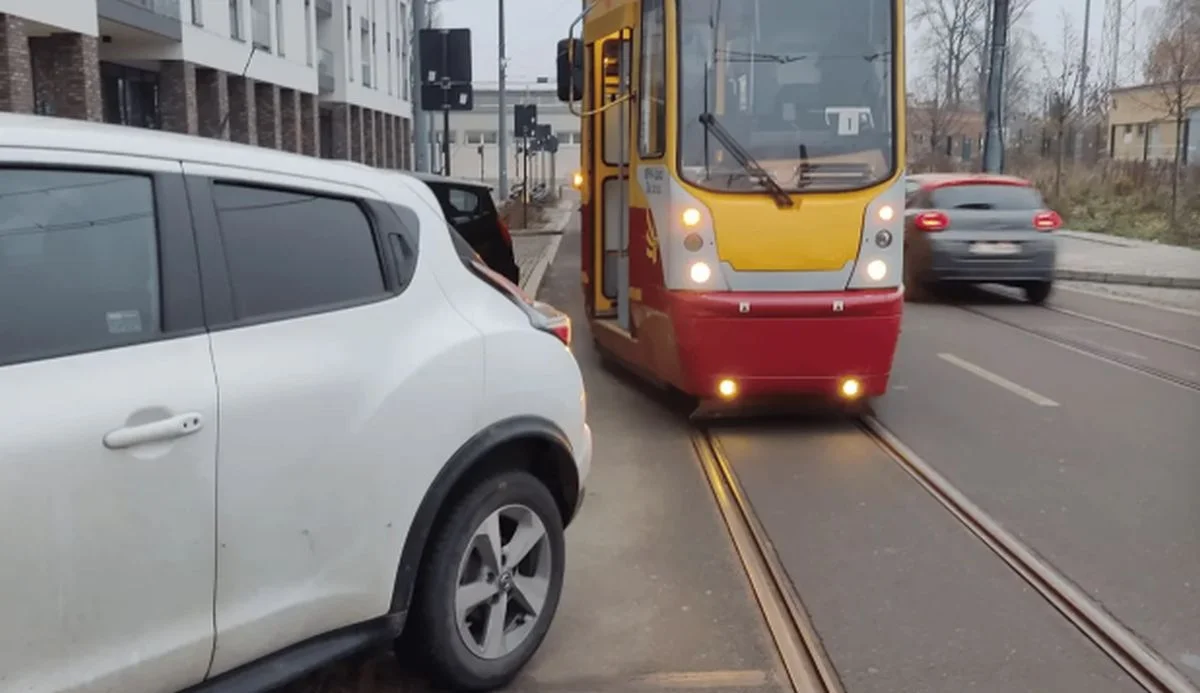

left=1055, top=230, right=1200, bottom=289
left=511, top=196, right=576, bottom=296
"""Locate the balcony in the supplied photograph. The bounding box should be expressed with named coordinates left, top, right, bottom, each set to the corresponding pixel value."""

left=97, top=0, right=182, bottom=41
left=318, top=48, right=335, bottom=93
left=315, top=0, right=333, bottom=17
left=251, top=4, right=271, bottom=51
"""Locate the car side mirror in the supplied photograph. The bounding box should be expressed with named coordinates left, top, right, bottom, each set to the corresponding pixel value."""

left=556, top=38, right=583, bottom=103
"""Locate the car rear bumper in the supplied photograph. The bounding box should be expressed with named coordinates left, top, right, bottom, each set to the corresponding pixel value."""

left=927, top=237, right=1056, bottom=283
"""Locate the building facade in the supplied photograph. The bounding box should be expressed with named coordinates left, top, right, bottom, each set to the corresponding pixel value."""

left=0, top=0, right=418, bottom=168
left=1108, top=81, right=1200, bottom=165
left=431, top=85, right=581, bottom=190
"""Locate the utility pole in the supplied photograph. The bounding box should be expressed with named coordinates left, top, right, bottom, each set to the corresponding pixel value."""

left=497, top=0, right=509, bottom=198
left=1076, top=0, right=1093, bottom=161
left=411, top=0, right=431, bottom=172
left=981, top=0, right=1010, bottom=173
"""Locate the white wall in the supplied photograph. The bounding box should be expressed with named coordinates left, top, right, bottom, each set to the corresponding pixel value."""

left=182, top=0, right=316, bottom=93
left=0, top=0, right=98, bottom=36
left=325, top=0, right=412, bottom=117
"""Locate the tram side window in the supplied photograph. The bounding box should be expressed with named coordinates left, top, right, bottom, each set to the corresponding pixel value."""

left=638, top=0, right=667, bottom=158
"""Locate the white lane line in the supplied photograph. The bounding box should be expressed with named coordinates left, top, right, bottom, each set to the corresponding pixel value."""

left=937, top=353, right=1061, bottom=407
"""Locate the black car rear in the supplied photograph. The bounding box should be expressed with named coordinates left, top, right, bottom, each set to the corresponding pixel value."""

left=418, top=175, right=520, bottom=284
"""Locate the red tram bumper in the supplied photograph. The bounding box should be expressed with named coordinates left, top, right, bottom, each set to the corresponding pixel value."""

left=669, top=288, right=904, bottom=399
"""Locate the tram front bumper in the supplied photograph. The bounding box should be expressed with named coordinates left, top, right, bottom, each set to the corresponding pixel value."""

left=669, top=287, right=904, bottom=399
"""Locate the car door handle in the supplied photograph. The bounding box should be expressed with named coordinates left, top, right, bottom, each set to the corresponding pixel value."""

left=103, top=413, right=205, bottom=450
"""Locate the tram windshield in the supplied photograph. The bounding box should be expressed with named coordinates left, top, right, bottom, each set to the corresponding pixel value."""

left=677, top=0, right=896, bottom=193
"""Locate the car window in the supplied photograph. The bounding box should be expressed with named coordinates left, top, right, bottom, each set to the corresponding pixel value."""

left=447, top=187, right=482, bottom=215
left=930, top=184, right=1045, bottom=211
left=0, top=168, right=160, bottom=365
left=212, top=183, right=387, bottom=320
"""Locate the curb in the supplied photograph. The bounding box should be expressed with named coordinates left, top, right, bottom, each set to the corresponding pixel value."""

left=522, top=235, right=564, bottom=298
left=1055, top=269, right=1200, bottom=290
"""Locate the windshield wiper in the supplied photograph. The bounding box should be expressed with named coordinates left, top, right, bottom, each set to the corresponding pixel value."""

left=697, top=113, right=794, bottom=208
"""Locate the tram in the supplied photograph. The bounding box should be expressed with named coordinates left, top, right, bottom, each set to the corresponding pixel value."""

left=556, top=0, right=906, bottom=409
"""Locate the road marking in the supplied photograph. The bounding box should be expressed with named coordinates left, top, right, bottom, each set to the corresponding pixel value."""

left=937, top=353, right=1060, bottom=407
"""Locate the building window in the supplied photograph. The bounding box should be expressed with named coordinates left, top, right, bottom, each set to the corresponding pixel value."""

left=191, top=0, right=203, bottom=26
left=361, top=20, right=372, bottom=87
left=276, top=0, right=285, bottom=56
left=346, top=5, right=354, bottom=81
left=386, top=30, right=393, bottom=94
left=100, top=62, right=161, bottom=130
left=230, top=0, right=243, bottom=40
left=251, top=0, right=271, bottom=51
left=399, top=3, right=409, bottom=98
left=305, top=0, right=313, bottom=65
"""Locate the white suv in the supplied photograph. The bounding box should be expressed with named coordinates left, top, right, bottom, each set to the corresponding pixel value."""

left=0, top=114, right=591, bottom=693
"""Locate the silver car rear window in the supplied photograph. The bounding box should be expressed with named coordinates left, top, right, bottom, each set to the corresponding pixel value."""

left=930, top=184, right=1045, bottom=210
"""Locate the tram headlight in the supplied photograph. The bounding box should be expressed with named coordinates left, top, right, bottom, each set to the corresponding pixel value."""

left=717, top=378, right=738, bottom=399
left=681, top=207, right=702, bottom=227
left=840, top=378, right=863, bottom=399
left=689, top=261, right=712, bottom=283
left=572, top=171, right=584, bottom=188
left=879, top=204, right=895, bottom=222
left=866, top=259, right=888, bottom=281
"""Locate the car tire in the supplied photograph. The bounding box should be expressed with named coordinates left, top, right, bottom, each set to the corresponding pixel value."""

left=1024, top=281, right=1052, bottom=305
left=402, top=470, right=566, bottom=692
left=903, top=257, right=932, bottom=303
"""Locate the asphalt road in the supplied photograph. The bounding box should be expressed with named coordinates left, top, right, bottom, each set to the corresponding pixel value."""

left=285, top=222, right=1197, bottom=692
left=873, top=289, right=1200, bottom=687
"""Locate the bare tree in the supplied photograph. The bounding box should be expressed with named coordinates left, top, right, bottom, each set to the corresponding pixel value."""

left=1141, top=0, right=1200, bottom=233
left=913, top=0, right=989, bottom=105
left=909, top=61, right=967, bottom=169
left=1038, top=10, right=1083, bottom=198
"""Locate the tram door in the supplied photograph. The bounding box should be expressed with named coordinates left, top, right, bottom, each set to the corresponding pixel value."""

left=591, top=32, right=633, bottom=332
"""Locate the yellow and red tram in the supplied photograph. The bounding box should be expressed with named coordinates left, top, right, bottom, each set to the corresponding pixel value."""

left=557, top=0, right=906, bottom=406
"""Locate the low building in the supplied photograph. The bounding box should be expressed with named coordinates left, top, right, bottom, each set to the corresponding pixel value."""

left=1107, top=80, right=1200, bottom=164
left=428, top=84, right=581, bottom=191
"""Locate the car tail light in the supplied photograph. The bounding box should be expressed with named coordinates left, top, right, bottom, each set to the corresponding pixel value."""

left=497, top=219, right=513, bottom=246
left=1033, top=211, right=1062, bottom=231
left=914, top=211, right=949, bottom=232
left=468, top=258, right=571, bottom=346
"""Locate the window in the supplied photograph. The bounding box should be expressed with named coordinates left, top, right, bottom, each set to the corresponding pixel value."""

left=361, top=23, right=372, bottom=87
left=0, top=169, right=160, bottom=365
left=191, top=0, right=203, bottom=25
left=929, top=184, right=1045, bottom=211
left=346, top=6, right=354, bottom=81
left=447, top=187, right=481, bottom=215
left=211, top=183, right=386, bottom=320
left=638, top=0, right=667, bottom=157
left=465, top=130, right=499, bottom=145
left=276, top=0, right=285, bottom=56
left=305, top=0, right=313, bottom=65
left=230, top=0, right=243, bottom=40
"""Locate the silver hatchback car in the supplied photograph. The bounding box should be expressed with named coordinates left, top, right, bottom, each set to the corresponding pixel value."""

left=903, top=173, right=1061, bottom=304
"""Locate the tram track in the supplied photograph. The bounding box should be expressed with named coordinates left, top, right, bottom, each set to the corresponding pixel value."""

left=691, top=430, right=846, bottom=693
left=694, top=421, right=1199, bottom=693
left=954, top=304, right=1200, bottom=393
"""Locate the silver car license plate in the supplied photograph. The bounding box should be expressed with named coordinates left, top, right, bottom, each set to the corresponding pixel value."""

left=969, top=242, right=1020, bottom=256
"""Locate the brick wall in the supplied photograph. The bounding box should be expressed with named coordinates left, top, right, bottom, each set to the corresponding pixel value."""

left=0, top=14, right=34, bottom=113
left=27, top=33, right=101, bottom=121
left=300, top=92, right=318, bottom=155
left=227, top=75, right=257, bottom=145
left=254, top=81, right=280, bottom=149
left=159, top=61, right=198, bottom=135
left=196, top=68, right=229, bottom=139
left=279, top=88, right=301, bottom=153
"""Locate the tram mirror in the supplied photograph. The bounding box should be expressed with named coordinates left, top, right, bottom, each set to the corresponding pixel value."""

left=556, top=38, right=583, bottom=102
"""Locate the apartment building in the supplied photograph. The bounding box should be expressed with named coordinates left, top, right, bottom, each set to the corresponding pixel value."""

left=0, top=0, right=417, bottom=168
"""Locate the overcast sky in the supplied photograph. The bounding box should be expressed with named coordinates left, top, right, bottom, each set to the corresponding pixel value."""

left=437, top=0, right=1158, bottom=88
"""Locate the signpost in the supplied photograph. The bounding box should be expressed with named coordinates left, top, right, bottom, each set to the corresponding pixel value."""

left=419, top=28, right=474, bottom=176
